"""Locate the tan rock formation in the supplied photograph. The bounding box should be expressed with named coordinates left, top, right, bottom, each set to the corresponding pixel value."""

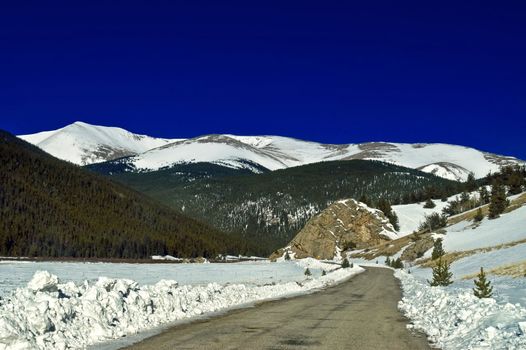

left=271, top=199, right=398, bottom=260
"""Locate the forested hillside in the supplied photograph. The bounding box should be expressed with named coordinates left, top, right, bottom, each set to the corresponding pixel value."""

left=0, top=130, right=256, bottom=258
left=92, top=160, right=463, bottom=252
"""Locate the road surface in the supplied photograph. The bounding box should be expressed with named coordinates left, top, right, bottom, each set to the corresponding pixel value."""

left=122, top=267, right=430, bottom=350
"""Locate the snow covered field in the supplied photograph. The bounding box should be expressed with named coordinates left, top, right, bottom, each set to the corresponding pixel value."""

left=392, top=198, right=450, bottom=236
left=0, top=260, right=317, bottom=297
left=0, top=260, right=362, bottom=350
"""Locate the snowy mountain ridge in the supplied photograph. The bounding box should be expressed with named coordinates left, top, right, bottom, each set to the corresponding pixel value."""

left=19, top=121, right=524, bottom=180
left=18, top=121, right=180, bottom=165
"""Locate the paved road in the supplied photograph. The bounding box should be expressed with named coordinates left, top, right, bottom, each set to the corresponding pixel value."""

left=122, top=267, right=430, bottom=350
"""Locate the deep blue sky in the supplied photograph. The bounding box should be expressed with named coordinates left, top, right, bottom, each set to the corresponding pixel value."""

left=1, top=1, right=525, bottom=158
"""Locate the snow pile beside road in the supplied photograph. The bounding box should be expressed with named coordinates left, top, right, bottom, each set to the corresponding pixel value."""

left=396, top=271, right=526, bottom=349
left=0, top=266, right=363, bottom=349
left=294, top=257, right=341, bottom=271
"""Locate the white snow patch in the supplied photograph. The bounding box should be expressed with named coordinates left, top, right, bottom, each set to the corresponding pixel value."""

left=396, top=270, right=526, bottom=349
left=443, top=205, right=526, bottom=252
left=0, top=264, right=363, bottom=349
left=151, top=255, right=182, bottom=261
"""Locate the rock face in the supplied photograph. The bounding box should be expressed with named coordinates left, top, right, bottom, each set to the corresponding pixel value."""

left=271, top=199, right=398, bottom=260
left=400, top=235, right=435, bottom=261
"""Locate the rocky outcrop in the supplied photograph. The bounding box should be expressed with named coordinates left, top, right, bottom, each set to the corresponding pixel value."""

left=400, top=235, right=435, bottom=261
left=271, top=199, right=398, bottom=260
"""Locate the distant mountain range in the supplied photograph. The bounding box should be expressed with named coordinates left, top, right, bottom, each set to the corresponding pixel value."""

left=19, top=121, right=524, bottom=181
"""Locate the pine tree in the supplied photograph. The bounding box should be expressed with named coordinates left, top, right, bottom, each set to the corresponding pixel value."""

left=376, top=198, right=400, bottom=231
left=473, top=207, right=484, bottom=222
left=385, top=256, right=391, bottom=266
left=376, top=198, right=391, bottom=215
left=390, top=211, right=400, bottom=231
left=508, top=171, right=524, bottom=195
left=429, top=258, right=453, bottom=286
left=465, top=173, right=477, bottom=192
left=488, top=180, right=509, bottom=219
left=473, top=267, right=493, bottom=298
left=392, top=258, right=404, bottom=269
left=460, top=191, right=471, bottom=203
left=304, top=268, right=311, bottom=276
left=358, top=194, right=371, bottom=207
left=478, top=186, right=490, bottom=204
left=284, top=251, right=291, bottom=260
left=431, top=238, right=445, bottom=260
left=341, top=258, right=350, bottom=268
left=419, top=212, right=447, bottom=231
left=423, top=198, right=436, bottom=209
left=322, top=270, right=326, bottom=276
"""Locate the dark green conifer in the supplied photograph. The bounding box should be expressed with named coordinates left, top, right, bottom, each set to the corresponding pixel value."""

left=488, top=180, right=509, bottom=219
left=392, top=258, right=404, bottom=269
left=431, top=238, right=445, bottom=260
left=423, top=198, right=436, bottom=209
left=473, top=267, right=493, bottom=298
left=429, top=258, right=453, bottom=287
left=478, top=186, right=490, bottom=204
left=341, top=258, right=350, bottom=268
left=376, top=198, right=400, bottom=231
left=465, top=173, right=477, bottom=192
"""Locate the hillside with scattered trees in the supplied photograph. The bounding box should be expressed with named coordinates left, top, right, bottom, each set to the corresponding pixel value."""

left=91, top=160, right=464, bottom=252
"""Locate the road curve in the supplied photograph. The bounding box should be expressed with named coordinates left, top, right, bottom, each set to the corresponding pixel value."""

left=121, top=267, right=430, bottom=350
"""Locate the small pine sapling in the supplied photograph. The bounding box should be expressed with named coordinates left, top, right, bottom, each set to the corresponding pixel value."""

left=473, top=267, right=493, bottom=298
left=431, top=238, right=445, bottom=260
left=423, top=198, right=436, bottom=209
left=429, top=258, right=453, bottom=287
left=341, top=258, right=350, bottom=268
left=392, top=258, right=404, bottom=269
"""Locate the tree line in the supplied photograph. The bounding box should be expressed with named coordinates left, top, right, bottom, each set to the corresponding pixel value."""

left=0, top=130, right=259, bottom=258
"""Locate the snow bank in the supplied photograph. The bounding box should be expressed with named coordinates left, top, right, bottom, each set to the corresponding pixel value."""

left=151, top=255, right=181, bottom=261
left=0, top=266, right=363, bottom=350
left=293, top=257, right=342, bottom=271
left=396, top=270, right=526, bottom=349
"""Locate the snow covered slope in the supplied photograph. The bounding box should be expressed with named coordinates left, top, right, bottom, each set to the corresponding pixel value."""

left=120, top=136, right=523, bottom=180
left=19, top=122, right=524, bottom=179
left=18, top=121, right=179, bottom=165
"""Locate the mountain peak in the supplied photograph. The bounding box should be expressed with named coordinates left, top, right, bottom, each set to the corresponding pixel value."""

left=18, top=121, right=178, bottom=165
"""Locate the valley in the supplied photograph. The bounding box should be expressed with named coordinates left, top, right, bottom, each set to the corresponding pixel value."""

left=3, top=1, right=525, bottom=349
left=1, top=122, right=525, bottom=350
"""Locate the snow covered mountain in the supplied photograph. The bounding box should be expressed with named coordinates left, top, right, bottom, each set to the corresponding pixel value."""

left=18, top=121, right=179, bottom=165
left=19, top=122, right=523, bottom=180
